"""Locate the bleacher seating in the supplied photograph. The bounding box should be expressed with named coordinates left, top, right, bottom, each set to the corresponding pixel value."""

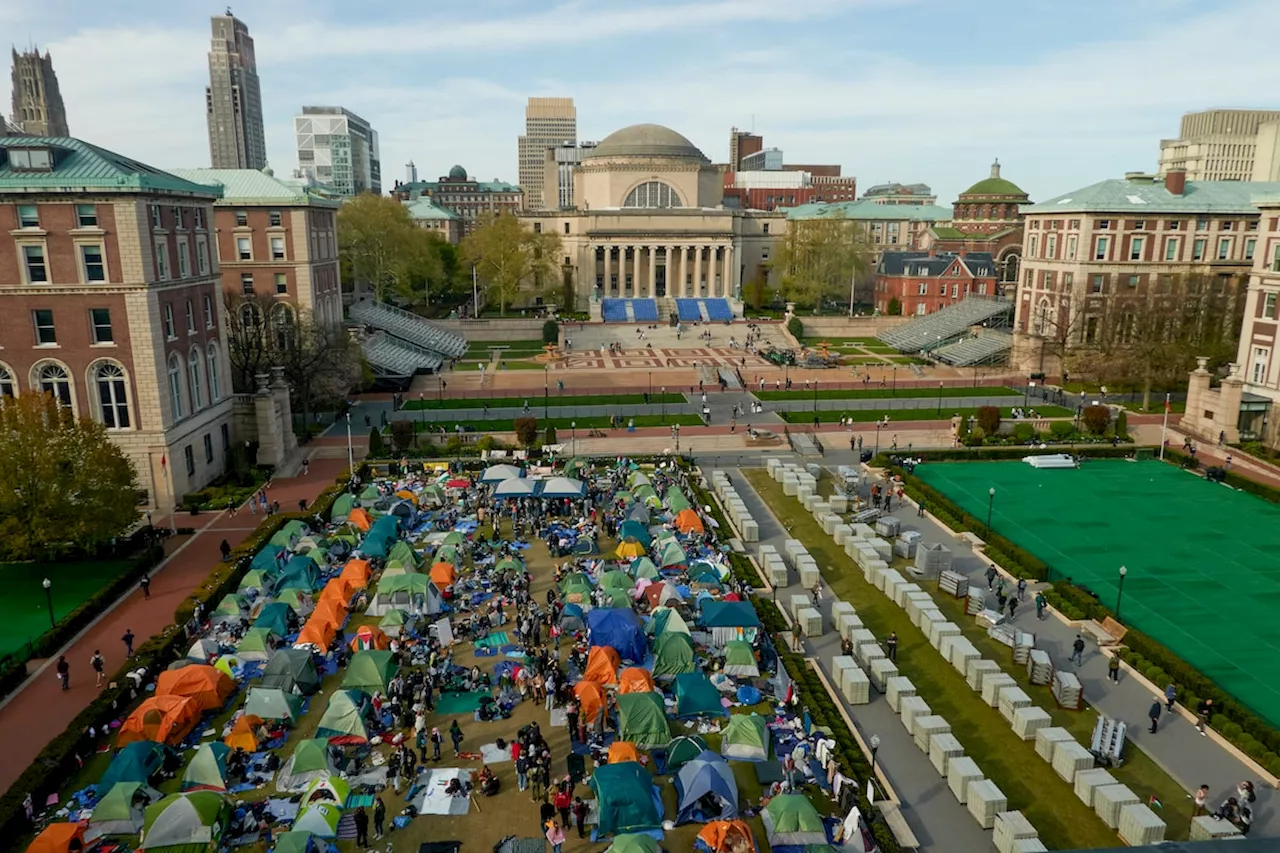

left=878, top=297, right=1011, bottom=353
left=631, top=299, right=659, bottom=322
left=602, top=298, right=628, bottom=323
left=349, top=300, right=467, bottom=359
left=602, top=298, right=660, bottom=323
left=674, top=298, right=733, bottom=322
left=933, top=331, right=1013, bottom=366
left=362, top=332, right=443, bottom=377
left=704, top=299, right=733, bottom=321
left=676, top=298, right=702, bottom=322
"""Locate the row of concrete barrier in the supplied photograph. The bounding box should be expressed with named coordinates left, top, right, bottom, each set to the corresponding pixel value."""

left=709, top=470, right=759, bottom=542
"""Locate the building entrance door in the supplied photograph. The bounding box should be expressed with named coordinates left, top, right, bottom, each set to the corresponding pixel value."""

left=656, top=261, right=667, bottom=297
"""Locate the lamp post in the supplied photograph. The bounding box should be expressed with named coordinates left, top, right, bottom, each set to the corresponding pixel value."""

left=345, top=412, right=354, bottom=473
left=937, top=381, right=944, bottom=415
left=869, top=733, right=881, bottom=776
left=146, top=511, right=153, bottom=542
left=571, top=421, right=576, bottom=456
left=673, top=424, right=681, bottom=454
left=544, top=366, right=549, bottom=419
left=661, top=386, right=666, bottom=424
left=987, top=487, right=995, bottom=536
left=1116, top=565, right=1128, bottom=622
left=891, top=366, right=897, bottom=396
left=42, top=578, right=54, bottom=629
left=874, top=420, right=883, bottom=457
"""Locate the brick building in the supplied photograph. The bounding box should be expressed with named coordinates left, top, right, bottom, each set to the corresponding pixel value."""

left=874, top=251, right=998, bottom=316
left=389, top=166, right=522, bottom=235
left=926, top=161, right=1029, bottom=294
left=0, top=137, right=239, bottom=511
left=167, top=168, right=342, bottom=327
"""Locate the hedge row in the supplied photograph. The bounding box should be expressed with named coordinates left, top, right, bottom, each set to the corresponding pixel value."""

left=0, top=470, right=352, bottom=840
left=885, top=452, right=1280, bottom=779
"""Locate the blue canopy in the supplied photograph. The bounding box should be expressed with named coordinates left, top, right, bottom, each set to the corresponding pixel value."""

left=674, top=750, right=739, bottom=824
left=586, top=608, right=647, bottom=663
left=699, top=601, right=761, bottom=629
left=98, top=742, right=167, bottom=795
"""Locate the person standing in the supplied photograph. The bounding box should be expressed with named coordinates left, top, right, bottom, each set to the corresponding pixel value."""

left=373, top=796, right=386, bottom=840
left=885, top=632, right=898, bottom=662
left=1148, top=697, right=1163, bottom=734
left=1034, top=592, right=1047, bottom=620
left=91, top=650, right=106, bottom=688
left=554, top=787, right=571, bottom=827
left=1196, top=698, right=1214, bottom=736
left=56, top=656, right=70, bottom=691
left=546, top=820, right=566, bottom=853
left=985, top=564, right=997, bottom=589
left=122, top=629, right=135, bottom=656
left=450, top=720, right=464, bottom=755
left=572, top=796, right=589, bottom=838
left=1016, top=578, right=1027, bottom=601
left=139, top=574, right=151, bottom=599
left=354, top=806, right=370, bottom=847
left=1107, top=655, right=1120, bottom=683
left=1070, top=635, right=1086, bottom=666
left=1008, top=596, right=1019, bottom=619
left=1192, top=784, right=1210, bottom=816
left=430, top=727, right=443, bottom=761
left=516, top=753, right=530, bottom=792
left=1165, top=683, right=1178, bottom=712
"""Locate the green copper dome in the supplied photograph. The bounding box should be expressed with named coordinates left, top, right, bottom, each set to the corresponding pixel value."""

left=448, top=164, right=467, bottom=180
left=961, top=160, right=1027, bottom=198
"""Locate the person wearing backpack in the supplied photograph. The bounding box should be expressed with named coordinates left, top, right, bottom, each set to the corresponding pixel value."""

left=90, top=650, right=106, bottom=688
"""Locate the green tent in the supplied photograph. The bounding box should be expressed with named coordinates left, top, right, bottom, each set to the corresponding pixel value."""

left=600, top=570, right=634, bottom=591
left=629, top=557, right=659, bottom=581
left=761, top=793, right=826, bottom=847
left=436, top=544, right=460, bottom=564
left=181, top=743, right=229, bottom=793
left=330, top=493, right=356, bottom=521
left=388, top=540, right=419, bottom=567
left=359, top=484, right=380, bottom=501
left=722, top=640, right=759, bottom=677
left=646, top=607, right=690, bottom=638
left=605, top=834, right=661, bottom=853
left=142, top=791, right=231, bottom=852
left=664, top=735, right=707, bottom=773
left=378, top=609, right=408, bottom=632
left=378, top=574, right=430, bottom=595
left=673, top=673, right=727, bottom=718
left=302, top=775, right=351, bottom=808
left=316, top=690, right=371, bottom=742
left=273, top=831, right=317, bottom=853
left=236, top=570, right=270, bottom=593
left=243, top=687, right=303, bottom=723
left=249, top=545, right=284, bottom=573
left=563, top=457, right=590, bottom=478
left=589, top=761, right=661, bottom=837
left=615, top=692, right=671, bottom=748
left=721, top=713, right=769, bottom=761
left=600, top=587, right=633, bottom=608
left=235, top=627, right=278, bottom=662
left=560, top=572, right=593, bottom=598
left=278, top=739, right=336, bottom=793
left=652, top=632, right=696, bottom=678
left=211, top=594, right=242, bottom=619
left=260, top=647, right=320, bottom=695
left=275, top=589, right=311, bottom=613
left=90, top=781, right=159, bottom=836
left=664, top=488, right=691, bottom=513
left=293, top=801, right=342, bottom=838
left=627, top=471, right=651, bottom=488
left=342, top=650, right=397, bottom=694
left=495, top=556, right=524, bottom=573
left=441, top=531, right=465, bottom=547
left=270, top=520, right=308, bottom=548
left=659, top=541, right=687, bottom=567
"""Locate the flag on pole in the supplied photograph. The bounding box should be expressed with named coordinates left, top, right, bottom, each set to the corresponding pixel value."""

left=160, top=453, right=167, bottom=469
left=1148, top=794, right=1164, bottom=810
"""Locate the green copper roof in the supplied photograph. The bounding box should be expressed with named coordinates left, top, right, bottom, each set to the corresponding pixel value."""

left=1023, top=178, right=1280, bottom=215
left=783, top=199, right=953, bottom=222
left=165, top=168, right=341, bottom=207
left=960, top=177, right=1027, bottom=197
left=403, top=198, right=458, bottom=220
left=0, top=137, right=221, bottom=197
left=401, top=178, right=521, bottom=195
left=929, top=226, right=970, bottom=239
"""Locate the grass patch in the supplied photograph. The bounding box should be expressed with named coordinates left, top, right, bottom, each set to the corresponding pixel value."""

left=414, top=414, right=703, bottom=432
left=742, top=469, right=1179, bottom=849
left=0, top=560, right=134, bottom=659
left=802, top=336, right=881, bottom=347
left=464, top=339, right=546, bottom=357
left=404, top=393, right=684, bottom=411
left=777, top=406, right=1073, bottom=424
left=757, top=386, right=1018, bottom=402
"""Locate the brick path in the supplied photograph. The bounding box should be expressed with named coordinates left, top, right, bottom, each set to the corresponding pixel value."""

left=0, top=457, right=348, bottom=794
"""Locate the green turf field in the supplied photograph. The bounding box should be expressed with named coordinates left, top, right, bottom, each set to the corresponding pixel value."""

left=916, top=459, right=1280, bottom=726
left=0, top=559, right=134, bottom=659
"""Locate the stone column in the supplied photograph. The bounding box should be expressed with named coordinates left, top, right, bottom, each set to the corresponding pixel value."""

left=648, top=245, right=657, bottom=298
left=633, top=245, right=643, bottom=297
left=724, top=244, right=735, bottom=299
left=694, top=245, right=703, bottom=296
left=601, top=244, right=610, bottom=294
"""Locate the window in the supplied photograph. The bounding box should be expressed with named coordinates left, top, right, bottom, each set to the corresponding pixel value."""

left=151, top=206, right=161, bottom=228
left=89, top=308, right=113, bottom=344
left=155, top=244, right=169, bottom=280
left=268, top=210, right=282, bottom=227
left=1046, top=235, right=1057, bottom=259
left=23, top=245, right=47, bottom=282
left=237, top=237, right=251, bottom=260
left=1067, top=235, right=1077, bottom=259
left=184, top=445, right=195, bottom=477
left=1085, top=316, right=1099, bottom=343
left=1130, top=237, right=1144, bottom=260
left=32, top=309, right=56, bottom=344
left=270, top=237, right=285, bottom=260
left=1274, top=243, right=1280, bottom=272
left=95, top=363, right=130, bottom=428
left=172, top=207, right=183, bottom=229
left=196, top=240, right=209, bottom=274
left=1165, top=237, right=1178, bottom=261
left=272, top=304, right=295, bottom=349
left=177, top=240, right=189, bottom=277
left=163, top=304, right=175, bottom=338
left=1166, top=220, right=1180, bottom=230
left=185, top=299, right=196, bottom=334
left=1196, top=218, right=1208, bottom=230
left=188, top=349, right=204, bottom=410
left=1193, top=238, right=1205, bottom=261
left=564, top=222, right=571, bottom=235
left=1127, top=274, right=1140, bottom=287
left=1091, top=274, right=1105, bottom=293
left=1253, top=347, right=1270, bottom=384
left=1029, top=235, right=1038, bottom=257
left=1097, top=220, right=1111, bottom=230
left=75, top=204, right=97, bottom=227
left=1132, top=220, right=1146, bottom=230
left=623, top=181, right=683, bottom=209
left=203, top=296, right=214, bottom=329
left=917, top=283, right=927, bottom=295
left=1218, top=238, right=1231, bottom=260
left=235, top=210, right=248, bottom=227
left=220, top=422, right=229, bottom=450
left=275, top=273, right=288, bottom=294
left=240, top=303, right=262, bottom=329
left=1246, top=239, right=1256, bottom=261
left=1094, top=236, right=1109, bottom=260
left=533, top=222, right=541, bottom=233
left=194, top=208, right=205, bottom=230
left=0, top=365, right=13, bottom=398
left=240, top=273, right=254, bottom=295
left=37, top=363, right=71, bottom=408
left=1063, top=272, right=1073, bottom=288
left=17, top=205, right=38, bottom=228
left=1220, top=221, right=1233, bottom=231
left=79, top=244, right=106, bottom=282
left=6, top=148, right=52, bottom=171
left=168, top=354, right=184, bottom=420
left=203, top=433, right=214, bottom=463
left=207, top=343, right=221, bottom=401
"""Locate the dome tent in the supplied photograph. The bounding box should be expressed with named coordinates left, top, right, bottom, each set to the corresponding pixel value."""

left=316, top=690, right=373, bottom=743
left=89, top=781, right=161, bottom=836
left=292, top=800, right=342, bottom=839
left=272, top=831, right=323, bottom=853
left=674, top=750, right=738, bottom=824
left=673, top=672, right=728, bottom=718
left=646, top=606, right=690, bottom=638
left=141, top=791, right=232, bottom=852
left=342, top=650, right=398, bottom=694
left=696, top=820, right=757, bottom=853
left=629, top=557, right=659, bottom=581
left=117, top=695, right=202, bottom=747
left=156, top=664, right=234, bottom=711
left=243, top=686, right=303, bottom=723
left=181, top=742, right=230, bottom=792
left=97, top=742, right=167, bottom=795
left=664, top=734, right=708, bottom=774
left=604, top=834, right=660, bottom=853
left=588, top=761, right=662, bottom=838
left=761, top=793, right=826, bottom=847
left=721, top=713, right=769, bottom=761
left=722, top=640, right=759, bottom=678
left=583, top=646, right=621, bottom=685
left=615, top=692, right=671, bottom=748
left=254, top=602, right=297, bottom=637
left=277, top=738, right=338, bottom=793
left=301, top=775, right=351, bottom=807
left=25, top=824, right=86, bottom=853
left=652, top=631, right=696, bottom=678
left=558, top=603, right=586, bottom=634
left=260, top=647, right=320, bottom=695
left=235, top=627, right=279, bottom=662
left=586, top=608, right=646, bottom=662
left=617, top=667, right=656, bottom=695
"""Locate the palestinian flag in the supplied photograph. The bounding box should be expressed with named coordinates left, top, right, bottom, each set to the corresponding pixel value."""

left=1148, top=795, right=1163, bottom=810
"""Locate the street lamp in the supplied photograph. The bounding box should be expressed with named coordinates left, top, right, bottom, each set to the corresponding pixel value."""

left=544, top=365, right=550, bottom=419
left=661, top=386, right=666, bottom=424
left=891, top=366, right=897, bottom=396
left=987, top=487, right=995, bottom=536
left=869, top=734, right=881, bottom=776
left=42, top=578, right=54, bottom=629
left=673, top=424, right=681, bottom=454
left=345, top=412, right=354, bottom=472
left=571, top=421, right=576, bottom=456
left=937, top=381, right=944, bottom=415
left=1116, top=565, right=1128, bottom=621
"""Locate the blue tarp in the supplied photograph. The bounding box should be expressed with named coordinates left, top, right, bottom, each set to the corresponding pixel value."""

left=585, top=608, right=647, bottom=663
left=674, top=750, right=739, bottom=824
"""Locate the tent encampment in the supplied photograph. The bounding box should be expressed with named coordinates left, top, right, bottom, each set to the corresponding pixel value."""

left=235, top=627, right=279, bottom=662
left=141, top=792, right=232, bottom=852
left=673, top=673, right=728, bottom=718
left=652, top=632, right=696, bottom=678
left=97, top=742, right=167, bottom=794
left=89, top=781, right=160, bottom=836
left=349, top=625, right=390, bottom=651
left=586, top=608, right=646, bottom=662
left=293, top=801, right=342, bottom=838
left=721, top=714, right=770, bottom=761
left=665, top=735, right=708, bottom=773
left=722, top=640, right=760, bottom=678
left=674, top=750, right=738, bottom=824
left=181, top=743, right=230, bottom=792
left=589, top=762, right=661, bottom=838
left=761, top=793, right=826, bottom=847
left=316, top=690, right=372, bottom=743
left=342, top=650, right=397, bottom=694
left=156, top=665, right=234, bottom=712
left=696, top=820, right=758, bottom=853
left=583, top=646, right=621, bottom=685
left=25, top=823, right=85, bottom=853
left=260, top=648, right=320, bottom=695
left=223, top=714, right=264, bottom=752
left=617, top=667, right=656, bottom=695
left=277, top=739, right=338, bottom=793
left=243, top=687, right=303, bottom=723
left=615, top=692, right=671, bottom=748
left=117, top=695, right=202, bottom=746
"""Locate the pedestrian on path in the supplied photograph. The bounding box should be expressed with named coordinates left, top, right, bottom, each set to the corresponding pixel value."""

left=1034, top=592, right=1047, bottom=620
left=219, top=539, right=231, bottom=561
left=1108, top=655, right=1120, bottom=683
left=122, top=629, right=135, bottom=656
left=373, top=796, right=386, bottom=839
left=1017, top=578, right=1027, bottom=601
left=1070, top=634, right=1086, bottom=666
left=1192, top=784, right=1210, bottom=816
left=986, top=564, right=998, bottom=589
left=450, top=720, right=464, bottom=755
left=91, top=650, right=105, bottom=688
left=886, top=632, right=898, bottom=661
left=1148, top=697, right=1163, bottom=734
left=1165, top=683, right=1178, bottom=712
left=139, top=574, right=150, bottom=598
left=1196, top=698, right=1214, bottom=736
left=56, top=656, right=69, bottom=690
left=301, top=458, right=309, bottom=476
left=1007, top=596, right=1019, bottom=619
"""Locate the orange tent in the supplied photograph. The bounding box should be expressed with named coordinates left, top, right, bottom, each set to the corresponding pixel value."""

left=350, top=624, right=390, bottom=651
left=607, top=741, right=640, bottom=764
left=117, top=695, right=202, bottom=746
left=617, top=667, right=656, bottom=694
left=26, top=822, right=85, bottom=853
left=348, top=508, right=373, bottom=532
left=573, top=680, right=606, bottom=725
left=583, top=646, right=621, bottom=685
left=296, top=616, right=338, bottom=651
left=311, top=597, right=348, bottom=627
left=319, top=577, right=355, bottom=607
left=674, top=508, right=705, bottom=534
left=156, top=664, right=235, bottom=711
left=340, top=559, right=372, bottom=588
left=224, top=713, right=264, bottom=751
left=429, top=562, right=457, bottom=590
left=697, top=820, right=757, bottom=853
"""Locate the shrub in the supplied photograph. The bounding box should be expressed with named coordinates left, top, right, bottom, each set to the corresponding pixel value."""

left=886, top=297, right=902, bottom=316
left=475, top=435, right=499, bottom=453
left=1082, top=404, right=1111, bottom=435
left=542, top=319, right=560, bottom=345
left=786, top=316, right=804, bottom=338
left=1115, top=409, right=1128, bottom=438
left=368, top=426, right=385, bottom=458
left=976, top=405, right=1001, bottom=436
left=1049, top=421, right=1075, bottom=440
left=955, top=415, right=970, bottom=442
left=1012, top=423, right=1036, bottom=443
left=544, top=424, right=558, bottom=445
left=964, top=426, right=985, bottom=447
left=514, top=416, right=539, bottom=448
left=389, top=420, right=416, bottom=453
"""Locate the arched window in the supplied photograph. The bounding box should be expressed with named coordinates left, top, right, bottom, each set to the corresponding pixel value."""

left=188, top=349, right=204, bottom=411
left=36, top=362, right=72, bottom=409
left=272, top=303, right=295, bottom=350
left=207, top=342, right=221, bottom=402
left=203, top=295, right=214, bottom=329
left=167, top=353, right=184, bottom=420
left=623, top=181, right=682, bottom=209
left=94, top=362, right=130, bottom=428
left=0, top=364, right=14, bottom=399
left=1002, top=253, right=1020, bottom=283
left=240, top=303, right=262, bottom=330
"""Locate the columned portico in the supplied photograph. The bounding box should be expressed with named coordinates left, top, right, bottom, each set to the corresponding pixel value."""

left=589, top=240, right=744, bottom=299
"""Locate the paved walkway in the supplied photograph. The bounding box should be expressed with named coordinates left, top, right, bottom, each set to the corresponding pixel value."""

left=0, top=457, right=349, bottom=794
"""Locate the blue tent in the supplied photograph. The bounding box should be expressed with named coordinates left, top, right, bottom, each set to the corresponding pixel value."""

left=97, top=742, right=168, bottom=795
left=255, top=602, right=295, bottom=636
left=361, top=516, right=400, bottom=559
left=674, top=750, right=739, bottom=824
left=277, top=556, right=319, bottom=592
left=673, top=673, right=728, bottom=718
left=586, top=608, right=647, bottom=663
left=617, top=520, right=651, bottom=547
left=699, top=601, right=761, bottom=629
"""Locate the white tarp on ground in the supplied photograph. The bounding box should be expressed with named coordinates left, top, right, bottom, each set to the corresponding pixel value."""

left=480, top=742, right=513, bottom=764
left=416, top=768, right=473, bottom=815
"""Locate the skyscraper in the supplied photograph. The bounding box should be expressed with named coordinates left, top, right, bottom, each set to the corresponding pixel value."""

left=518, top=97, right=576, bottom=210
left=10, top=47, right=69, bottom=137
left=294, top=106, right=381, bottom=196
left=205, top=11, right=267, bottom=170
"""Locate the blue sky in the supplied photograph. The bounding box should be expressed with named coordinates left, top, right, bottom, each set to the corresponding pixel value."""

left=7, top=0, right=1279, bottom=203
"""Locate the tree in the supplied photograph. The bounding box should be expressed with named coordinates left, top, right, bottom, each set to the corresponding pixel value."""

left=1115, top=409, right=1128, bottom=438
left=462, top=212, right=564, bottom=315
left=542, top=319, right=560, bottom=345
left=887, top=297, right=902, bottom=316
left=544, top=424, right=558, bottom=445
left=0, top=393, right=140, bottom=559
left=770, top=212, right=872, bottom=310
left=1082, top=405, right=1111, bottom=435
left=368, top=427, right=385, bottom=458
left=514, top=416, right=539, bottom=448
left=389, top=421, right=415, bottom=453
left=976, top=406, right=1001, bottom=436
left=338, top=194, right=446, bottom=302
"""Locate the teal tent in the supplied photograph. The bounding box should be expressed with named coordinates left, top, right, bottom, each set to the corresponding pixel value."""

left=658, top=541, right=687, bottom=568
left=664, top=735, right=707, bottom=773
left=254, top=602, right=295, bottom=636
left=618, top=520, right=650, bottom=545
left=629, top=557, right=659, bottom=581
left=260, top=647, right=320, bottom=695
left=181, top=743, right=229, bottom=792
left=97, top=742, right=166, bottom=795
left=615, top=692, right=671, bottom=748
left=330, top=493, right=356, bottom=522
left=589, top=761, right=661, bottom=837
left=277, top=557, right=319, bottom=592
left=342, top=650, right=397, bottom=694
left=646, top=607, right=690, bottom=638
left=673, top=673, right=727, bottom=718
left=250, top=545, right=284, bottom=573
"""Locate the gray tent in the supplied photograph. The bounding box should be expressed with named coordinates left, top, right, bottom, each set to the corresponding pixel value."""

left=243, top=687, right=303, bottom=723
left=260, top=648, right=320, bottom=695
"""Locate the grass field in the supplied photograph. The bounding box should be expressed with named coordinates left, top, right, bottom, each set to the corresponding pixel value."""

left=413, top=414, right=703, bottom=432
left=778, top=405, right=1073, bottom=424
left=463, top=339, right=547, bottom=358
left=915, top=459, right=1280, bottom=727
left=0, top=559, right=134, bottom=659
left=743, top=469, right=1193, bottom=847
left=757, top=386, right=1017, bottom=402
left=403, top=393, right=684, bottom=411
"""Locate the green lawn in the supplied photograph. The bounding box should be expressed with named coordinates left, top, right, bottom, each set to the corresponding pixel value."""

left=801, top=336, right=881, bottom=347
left=757, top=386, right=1018, bottom=402
left=403, top=393, right=684, bottom=411
left=777, top=405, right=1073, bottom=424
left=412, top=414, right=703, bottom=432
left=0, top=559, right=134, bottom=659
left=463, top=339, right=547, bottom=358
left=743, top=470, right=1191, bottom=847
